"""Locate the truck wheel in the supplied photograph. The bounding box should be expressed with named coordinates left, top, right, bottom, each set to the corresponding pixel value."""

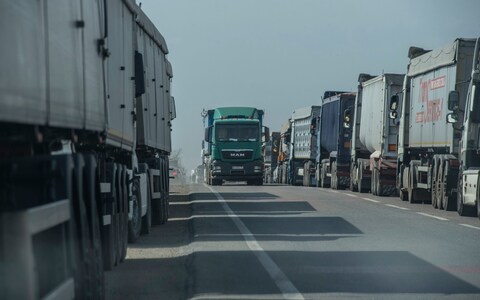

left=408, top=168, right=418, bottom=203
left=437, top=163, right=445, bottom=210
left=441, top=162, right=455, bottom=211
left=457, top=173, right=476, bottom=216
left=84, top=155, right=105, bottom=298
left=128, top=176, right=142, bottom=243
left=103, top=163, right=117, bottom=270
left=119, top=166, right=128, bottom=262
left=71, top=155, right=92, bottom=298
left=400, top=190, right=408, bottom=201
left=141, top=169, right=152, bottom=235
left=371, top=166, right=377, bottom=196
left=431, top=159, right=438, bottom=208
left=331, top=162, right=338, bottom=189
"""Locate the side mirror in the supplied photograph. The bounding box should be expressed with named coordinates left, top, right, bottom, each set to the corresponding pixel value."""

left=283, top=132, right=291, bottom=144
left=170, top=96, right=176, bottom=120
left=202, top=148, right=211, bottom=156
left=390, top=95, right=399, bottom=111
left=263, top=126, right=270, bottom=143
left=134, top=51, right=145, bottom=97
left=343, top=108, right=351, bottom=128
left=389, top=111, right=398, bottom=120
left=448, top=91, right=459, bottom=111
left=446, top=112, right=458, bottom=123
left=204, top=126, right=212, bottom=143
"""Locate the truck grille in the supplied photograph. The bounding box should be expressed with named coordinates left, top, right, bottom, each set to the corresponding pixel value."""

left=221, top=150, right=253, bottom=160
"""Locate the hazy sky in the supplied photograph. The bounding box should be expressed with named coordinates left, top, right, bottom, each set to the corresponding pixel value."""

left=139, top=0, right=480, bottom=172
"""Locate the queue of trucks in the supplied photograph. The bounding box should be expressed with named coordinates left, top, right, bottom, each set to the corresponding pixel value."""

left=0, top=1, right=175, bottom=299
left=272, top=37, right=480, bottom=220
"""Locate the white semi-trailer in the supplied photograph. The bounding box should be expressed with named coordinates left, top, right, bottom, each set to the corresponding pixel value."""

left=287, top=106, right=321, bottom=186
left=350, top=74, right=404, bottom=195
left=0, top=1, right=175, bottom=299
left=390, top=38, right=477, bottom=215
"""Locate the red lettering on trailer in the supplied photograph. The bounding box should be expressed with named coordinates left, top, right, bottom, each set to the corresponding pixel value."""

left=420, top=79, right=429, bottom=103
left=430, top=76, right=445, bottom=90
left=416, top=112, right=424, bottom=123
left=416, top=77, right=444, bottom=123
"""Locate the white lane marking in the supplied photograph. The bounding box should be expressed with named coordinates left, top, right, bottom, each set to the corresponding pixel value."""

left=345, top=193, right=357, bottom=198
left=361, top=197, right=380, bottom=203
left=205, top=185, right=304, bottom=300
left=459, top=224, right=480, bottom=230
left=329, top=190, right=340, bottom=194
left=416, top=212, right=449, bottom=221
left=385, top=204, right=410, bottom=211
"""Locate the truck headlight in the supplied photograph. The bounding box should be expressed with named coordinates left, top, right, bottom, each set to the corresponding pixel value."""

left=254, top=166, right=262, bottom=172
left=213, top=166, right=222, bottom=171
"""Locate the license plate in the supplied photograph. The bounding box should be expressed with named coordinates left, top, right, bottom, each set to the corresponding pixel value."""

left=232, top=166, right=244, bottom=170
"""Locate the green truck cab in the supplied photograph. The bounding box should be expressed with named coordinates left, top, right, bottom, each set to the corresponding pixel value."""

left=202, top=107, right=267, bottom=185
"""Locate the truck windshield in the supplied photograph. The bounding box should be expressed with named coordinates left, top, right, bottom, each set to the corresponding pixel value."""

left=215, top=124, right=259, bottom=142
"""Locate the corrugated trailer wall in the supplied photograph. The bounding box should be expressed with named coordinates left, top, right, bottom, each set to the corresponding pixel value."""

left=407, top=39, right=474, bottom=152
left=320, top=98, right=340, bottom=154
left=0, top=1, right=105, bottom=131
left=105, top=0, right=136, bottom=151
left=165, top=60, right=174, bottom=153
left=135, top=7, right=171, bottom=153
left=154, top=48, right=166, bottom=151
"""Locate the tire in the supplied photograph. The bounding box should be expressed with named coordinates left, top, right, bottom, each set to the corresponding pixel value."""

left=103, top=163, right=117, bottom=270
left=457, top=173, right=476, bottom=216
left=431, top=159, right=438, bottom=208
left=371, top=165, right=377, bottom=196
left=141, top=170, right=152, bottom=235
left=128, top=176, right=142, bottom=243
left=71, top=155, right=90, bottom=299
left=437, top=162, right=444, bottom=210
left=441, top=162, right=455, bottom=211
left=331, top=161, right=338, bottom=190
left=83, top=155, right=105, bottom=299
left=408, top=167, right=417, bottom=204
left=400, top=190, right=408, bottom=201
left=118, top=166, right=128, bottom=263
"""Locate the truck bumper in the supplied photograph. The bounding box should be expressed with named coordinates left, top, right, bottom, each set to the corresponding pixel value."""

left=211, top=160, right=263, bottom=181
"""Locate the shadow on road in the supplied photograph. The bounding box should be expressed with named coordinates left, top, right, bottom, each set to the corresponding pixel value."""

left=191, top=192, right=279, bottom=200
left=191, top=200, right=317, bottom=215
left=189, top=250, right=480, bottom=297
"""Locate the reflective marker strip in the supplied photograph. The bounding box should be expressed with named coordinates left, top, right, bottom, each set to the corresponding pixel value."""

left=100, top=183, right=111, bottom=194
left=416, top=212, right=448, bottom=221
left=103, top=215, right=111, bottom=225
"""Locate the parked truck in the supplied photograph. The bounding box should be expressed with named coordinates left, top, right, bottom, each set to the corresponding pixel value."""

left=390, top=38, right=477, bottom=214
left=315, top=92, right=356, bottom=189
left=349, top=73, right=404, bottom=195
left=285, top=106, right=321, bottom=186
left=263, top=132, right=280, bottom=183
left=274, top=120, right=292, bottom=184
left=455, top=38, right=480, bottom=218
left=202, top=107, right=266, bottom=186
left=0, top=1, right=175, bottom=298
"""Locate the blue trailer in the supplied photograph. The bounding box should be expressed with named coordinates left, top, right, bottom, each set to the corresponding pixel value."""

left=315, top=92, right=356, bottom=189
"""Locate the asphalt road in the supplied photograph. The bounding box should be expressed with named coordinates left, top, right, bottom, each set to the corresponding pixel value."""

left=106, top=183, right=480, bottom=299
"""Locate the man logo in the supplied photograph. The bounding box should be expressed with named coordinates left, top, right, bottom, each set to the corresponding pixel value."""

left=230, top=152, right=245, bottom=158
